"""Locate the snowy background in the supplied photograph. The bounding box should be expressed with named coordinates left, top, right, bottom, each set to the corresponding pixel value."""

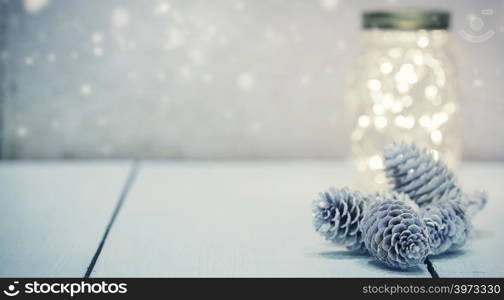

left=0, top=0, right=503, bottom=160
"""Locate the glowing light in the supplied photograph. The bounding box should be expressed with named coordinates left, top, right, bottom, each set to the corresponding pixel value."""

left=157, top=72, right=166, bottom=81
left=382, top=93, right=394, bottom=107
left=395, top=64, right=417, bottom=85
left=91, top=33, right=104, bottom=43
left=413, top=54, right=425, bottom=66
left=400, top=63, right=414, bottom=74
left=47, top=53, right=56, bottom=62
left=367, top=79, right=381, bottom=91
left=444, top=102, right=456, bottom=114
left=436, top=68, right=446, bottom=87
left=432, top=112, right=448, bottom=127
left=394, top=115, right=415, bottom=129
left=93, top=46, right=104, bottom=56
left=417, top=36, right=430, bottom=48
left=397, top=83, right=410, bottom=94
left=112, top=7, right=130, bottom=29
left=368, top=155, right=383, bottom=170
left=372, top=104, right=385, bottom=115
left=351, top=129, right=363, bottom=141
left=402, top=96, right=413, bottom=107
left=17, top=127, right=28, bottom=137
left=250, top=121, right=263, bottom=133
left=430, top=149, right=440, bottom=161
left=154, top=2, right=171, bottom=15
left=301, top=75, right=312, bottom=87
left=374, top=116, right=388, bottom=129
left=188, top=48, right=205, bottom=65
left=237, top=73, right=255, bottom=91
left=23, top=0, right=50, bottom=14
left=25, top=56, right=34, bottom=66
left=358, top=115, right=370, bottom=128
left=390, top=101, right=403, bottom=113
left=80, top=84, right=92, bottom=95
left=403, top=115, right=415, bottom=129
left=380, top=62, right=393, bottom=74
left=165, top=28, right=186, bottom=49
left=425, top=85, right=438, bottom=99
left=357, top=161, right=367, bottom=172
left=319, top=0, right=339, bottom=10
left=431, top=130, right=442, bottom=145
left=388, top=48, right=402, bottom=58
left=419, top=115, right=430, bottom=128
left=408, top=74, right=418, bottom=84
left=394, top=115, right=405, bottom=127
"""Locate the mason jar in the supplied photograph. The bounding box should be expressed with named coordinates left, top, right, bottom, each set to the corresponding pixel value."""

left=346, top=10, right=462, bottom=191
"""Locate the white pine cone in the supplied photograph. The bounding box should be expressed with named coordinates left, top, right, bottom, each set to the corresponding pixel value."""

left=421, top=199, right=470, bottom=255
left=312, top=187, right=369, bottom=252
left=383, top=142, right=462, bottom=206
left=360, top=193, right=431, bottom=269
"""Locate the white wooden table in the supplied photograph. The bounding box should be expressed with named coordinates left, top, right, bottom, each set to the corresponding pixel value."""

left=1, top=161, right=503, bottom=278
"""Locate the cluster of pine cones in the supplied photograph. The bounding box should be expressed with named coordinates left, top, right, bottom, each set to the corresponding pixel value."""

left=312, top=142, right=487, bottom=269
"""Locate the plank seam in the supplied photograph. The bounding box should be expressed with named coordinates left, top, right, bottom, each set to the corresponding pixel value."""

left=424, top=257, right=440, bottom=278
left=83, top=160, right=140, bottom=278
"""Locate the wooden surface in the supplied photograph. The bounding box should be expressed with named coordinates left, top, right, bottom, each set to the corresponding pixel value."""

left=433, top=163, right=504, bottom=277
left=0, top=162, right=131, bottom=277
left=1, top=161, right=503, bottom=277
left=92, top=161, right=504, bottom=278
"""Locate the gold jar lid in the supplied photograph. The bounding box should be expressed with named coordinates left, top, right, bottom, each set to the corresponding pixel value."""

left=363, top=9, right=450, bottom=31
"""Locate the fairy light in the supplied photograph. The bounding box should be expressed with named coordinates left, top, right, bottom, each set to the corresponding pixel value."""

left=351, top=18, right=461, bottom=190
left=380, top=62, right=393, bottom=74
left=368, top=155, right=384, bottom=170
left=358, top=115, right=371, bottom=128
left=374, top=116, right=388, bottom=129
left=431, top=130, right=443, bottom=145
left=367, top=79, right=382, bottom=91
left=424, top=85, right=438, bottom=99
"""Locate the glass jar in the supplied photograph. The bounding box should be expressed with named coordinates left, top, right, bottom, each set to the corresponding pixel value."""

left=347, top=10, right=462, bottom=191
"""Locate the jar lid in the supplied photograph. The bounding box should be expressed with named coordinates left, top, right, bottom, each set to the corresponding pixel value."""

left=363, top=9, right=450, bottom=30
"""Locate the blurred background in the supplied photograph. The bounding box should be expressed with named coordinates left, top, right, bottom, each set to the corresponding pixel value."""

left=0, top=0, right=503, bottom=160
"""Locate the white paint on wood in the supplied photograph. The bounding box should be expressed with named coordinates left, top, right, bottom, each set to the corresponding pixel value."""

left=0, top=161, right=131, bottom=277
left=432, top=162, right=504, bottom=277
left=93, top=161, right=433, bottom=277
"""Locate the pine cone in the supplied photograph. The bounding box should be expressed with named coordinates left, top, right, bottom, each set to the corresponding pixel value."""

left=463, top=190, right=487, bottom=217
left=421, top=199, right=470, bottom=255
left=383, top=142, right=462, bottom=206
left=360, top=193, right=430, bottom=269
left=312, top=187, right=369, bottom=252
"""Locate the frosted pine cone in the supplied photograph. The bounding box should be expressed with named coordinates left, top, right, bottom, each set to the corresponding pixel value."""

left=360, top=193, right=430, bottom=269
left=312, top=187, right=369, bottom=252
left=421, top=199, right=470, bottom=255
left=463, top=190, right=487, bottom=217
left=383, top=142, right=462, bottom=206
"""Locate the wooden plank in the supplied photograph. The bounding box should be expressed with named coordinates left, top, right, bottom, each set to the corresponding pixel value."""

left=0, top=161, right=132, bottom=277
left=92, top=161, right=434, bottom=277
left=431, top=162, right=504, bottom=277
